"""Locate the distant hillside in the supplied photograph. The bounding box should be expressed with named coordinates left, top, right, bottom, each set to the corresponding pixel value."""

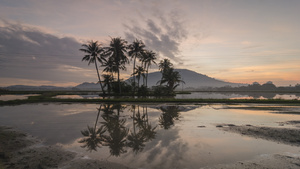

left=127, top=69, right=246, bottom=90
left=3, top=69, right=246, bottom=91
left=5, top=85, right=71, bottom=91
left=73, top=82, right=100, bottom=91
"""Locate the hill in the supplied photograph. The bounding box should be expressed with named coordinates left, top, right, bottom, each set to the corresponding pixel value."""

left=127, top=69, right=246, bottom=90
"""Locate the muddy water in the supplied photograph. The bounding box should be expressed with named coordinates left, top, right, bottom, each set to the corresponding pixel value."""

left=0, top=103, right=299, bottom=168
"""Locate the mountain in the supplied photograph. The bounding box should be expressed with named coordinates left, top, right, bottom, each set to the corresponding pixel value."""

left=73, top=82, right=100, bottom=91
left=127, top=69, right=246, bottom=90
left=3, top=69, right=246, bottom=91
left=5, top=85, right=72, bottom=91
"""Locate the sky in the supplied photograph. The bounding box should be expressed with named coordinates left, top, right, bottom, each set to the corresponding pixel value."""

left=0, top=0, right=300, bottom=87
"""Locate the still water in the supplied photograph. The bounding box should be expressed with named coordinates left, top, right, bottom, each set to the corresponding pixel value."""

left=51, top=92, right=300, bottom=100
left=0, top=94, right=40, bottom=101
left=0, top=103, right=300, bottom=168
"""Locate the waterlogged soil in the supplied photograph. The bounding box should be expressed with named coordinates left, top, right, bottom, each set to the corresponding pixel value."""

left=213, top=123, right=300, bottom=169
left=216, top=123, right=300, bottom=146
left=0, top=126, right=131, bottom=169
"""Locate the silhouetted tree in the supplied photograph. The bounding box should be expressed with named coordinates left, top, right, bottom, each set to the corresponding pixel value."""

left=158, top=68, right=185, bottom=94
left=80, top=41, right=106, bottom=95
left=142, top=50, right=157, bottom=88
left=102, top=74, right=114, bottom=95
left=132, top=66, right=146, bottom=89
left=105, top=37, right=129, bottom=94
left=128, top=39, right=146, bottom=94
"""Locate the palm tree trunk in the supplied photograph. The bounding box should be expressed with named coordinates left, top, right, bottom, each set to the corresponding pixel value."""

left=117, top=68, right=121, bottom=94
left=146, top=64, right=149, bottom=88
left=95, top=61, right=106, bottom=95
left=132, top=56, right=136, bottom=95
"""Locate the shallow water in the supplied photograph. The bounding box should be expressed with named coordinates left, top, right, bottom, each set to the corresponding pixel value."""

left=0, top=103, right=299, bottom=168
left=0, top=94, right=40, bottom=101
left=50, top=92, right=300, bottom=100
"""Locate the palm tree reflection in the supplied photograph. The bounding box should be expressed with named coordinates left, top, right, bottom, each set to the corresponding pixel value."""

left=78, top=105, right=106, bottom=152
left=128, top=105, right=157, bottom=153
left=79, top=104, right=157, bottom=156
left=101, top=104, right=128, bottom=156
left=159, top=106, right=181, bottom=129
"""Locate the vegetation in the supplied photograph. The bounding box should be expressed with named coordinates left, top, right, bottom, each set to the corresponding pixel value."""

left=79, top=37, right=184, bottom=97
left=80, top=41, right=106, bottom=95
left=1, top=92, right=300, bottom=106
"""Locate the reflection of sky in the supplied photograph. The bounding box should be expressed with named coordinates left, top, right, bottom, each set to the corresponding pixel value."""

left=0, top=103, right=300, bottom=168
left=0, top=94, right=39, bottom=101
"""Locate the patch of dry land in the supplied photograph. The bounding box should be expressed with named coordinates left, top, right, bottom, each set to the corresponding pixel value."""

left=0, top=126, right=131, bottom=169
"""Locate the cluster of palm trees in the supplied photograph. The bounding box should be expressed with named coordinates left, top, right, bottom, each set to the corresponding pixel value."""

left=80, top=38, right=157, bottom=96
left=80, top=37, right=184, bottom=96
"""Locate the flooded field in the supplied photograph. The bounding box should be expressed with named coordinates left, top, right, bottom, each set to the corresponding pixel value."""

left=0, top=94, right=40, bottom=101
left=0, top=103, right=299, bottom=168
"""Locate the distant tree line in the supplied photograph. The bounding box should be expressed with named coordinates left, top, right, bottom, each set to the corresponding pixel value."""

left=208, top=81, right=300, bottom=92
left=80, top=38, right=184, bottom=96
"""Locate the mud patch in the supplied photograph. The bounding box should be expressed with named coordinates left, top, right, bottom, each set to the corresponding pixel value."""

left=216, top=124, right=300, bottom=146
left=0, top=126, right=131, bottom=169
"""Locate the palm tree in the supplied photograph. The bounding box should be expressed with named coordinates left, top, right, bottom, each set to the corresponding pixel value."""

left=102, top=57, right=118, bottom=80
left=102, top=74, right=113, bottom=95
left=80, top=41, right=106, bottom=95
left=158, top=59, right=173, bottom=85
left=158, top=68, right=185, bottom=94
left=132, top=66, right=146, bottom=89
left=128, top=39, right=146, bottom=94
left=142, top=50, right=157, bottom=88
left=105, top=37, right=129, bottom=94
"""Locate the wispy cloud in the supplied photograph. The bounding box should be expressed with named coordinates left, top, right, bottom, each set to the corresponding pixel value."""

left=123, top=6, right=188, bottom=63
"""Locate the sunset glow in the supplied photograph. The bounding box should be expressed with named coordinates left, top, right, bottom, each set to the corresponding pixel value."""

left=1, top=0, right=299, bottom=87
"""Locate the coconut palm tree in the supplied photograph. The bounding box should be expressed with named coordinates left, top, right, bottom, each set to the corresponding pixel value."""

left=80, top=41, right=106, bottom=95
left=102, top=74, right=114, bottom=95
left=158, top=68, right=185, bottom=94
left=142, top=50, right=157, bottom=88
left=158, top=59, right=173, bottom=85
left=105, top=37, right=129, bottom=94
left=128, top=39, right=146, bottom=94
left=132, top=66, right=146, bottom=89
left=102, top=57, right=118, bottom=80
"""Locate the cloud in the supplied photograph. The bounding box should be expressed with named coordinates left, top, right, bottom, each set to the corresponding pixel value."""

left=123, top=7, right=188, bottom=63
left=0, top=19, right=95, bottom=86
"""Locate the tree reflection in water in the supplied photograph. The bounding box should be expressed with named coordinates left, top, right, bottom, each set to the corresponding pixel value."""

left=79, top=104, right=157, bottom=156
left=78, top=105, right=106, bottom=152
left=159, top=106, right=181, bottom=129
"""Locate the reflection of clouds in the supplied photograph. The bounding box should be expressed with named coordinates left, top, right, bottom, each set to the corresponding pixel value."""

left=124, top=127, right=189, bottom=169
left=0, top=103, right=98, bottom=145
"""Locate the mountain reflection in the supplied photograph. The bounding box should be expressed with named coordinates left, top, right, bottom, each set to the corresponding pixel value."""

left=79, top=104, right=158, bottom=156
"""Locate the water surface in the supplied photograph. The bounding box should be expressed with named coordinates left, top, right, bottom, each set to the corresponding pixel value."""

left=0, top=103, right=299, bottom=168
